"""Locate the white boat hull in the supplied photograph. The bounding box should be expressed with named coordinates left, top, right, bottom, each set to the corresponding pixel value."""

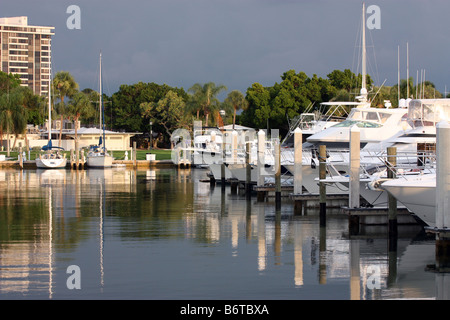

left=320, top=175, right=406, bottom=208
left=36, top=155, right=67, bottom=169
left=227, top=163, right=259, bottom=182
left=87, top=154, right=113, bottom=168
left=381, top=176, right=436, bottom=227
left=209, top=163, right=233, bottom=180
left=284, top=163, right=349, bottom=194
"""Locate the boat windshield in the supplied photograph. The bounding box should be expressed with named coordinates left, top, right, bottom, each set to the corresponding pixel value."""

left=333, top=119, right=382, bottom=128
left=346, top=109, right=393, bottom=123
left=299, top=113, right=316, bottom=129
left=407, top=99, right=450, bottom=127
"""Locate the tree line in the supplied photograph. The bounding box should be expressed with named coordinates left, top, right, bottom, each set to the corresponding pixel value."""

left=0, top=68, right=445, bottom=150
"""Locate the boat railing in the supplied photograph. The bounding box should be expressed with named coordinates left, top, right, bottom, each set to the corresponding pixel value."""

left=366, top=149, right=436, bottom=178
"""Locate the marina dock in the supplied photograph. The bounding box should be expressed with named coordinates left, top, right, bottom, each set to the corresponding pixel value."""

left=0, top=159, right=176, bottom=169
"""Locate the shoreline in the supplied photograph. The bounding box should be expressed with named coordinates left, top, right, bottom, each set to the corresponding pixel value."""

left=0, top=159, right=177, bottom=169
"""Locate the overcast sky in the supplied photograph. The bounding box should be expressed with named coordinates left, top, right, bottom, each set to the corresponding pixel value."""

left=2, top=0, right=450, bottom=97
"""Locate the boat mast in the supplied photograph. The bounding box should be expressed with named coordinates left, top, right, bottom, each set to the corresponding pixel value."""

left=359, top=2, right=368, bottom=103
left=100, top=52, right=106, bottom=151
left=99, top=52, right=102, bottom=138
left=48, top=63, right=52, bottom=143
left=406, top=42, right=409, bottom=98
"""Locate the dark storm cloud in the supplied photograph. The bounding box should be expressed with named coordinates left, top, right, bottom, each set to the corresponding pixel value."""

left=2, top=0, right=450, bottom=96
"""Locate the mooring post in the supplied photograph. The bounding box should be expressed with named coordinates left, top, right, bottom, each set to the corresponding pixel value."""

left=387, top=146, right=397, bottom=239
left=19, top=146, right=23, bottom=169
left=435, top=121, right=450, bottom=268
left=257, top=130, right=266, bottom=202
left=26, top=139, right=30, bottom=164
left=275, top=139, right=281, bottom=209
left=70, top=149, right=74, bottom=168
left=319, top=145, right=327, bottom=226
left=349, top=125, right=360, bottom=208
left=75, top=140, right=79, bottom=169
left=293, top=127, right=303, bottom=214
left=133, top=141, right=137, bottom=169
left=231, top=130, right=238, bottom=165
left=221, top=139, right=226, bottom=189
left=246, top=141, right=252, bottom=197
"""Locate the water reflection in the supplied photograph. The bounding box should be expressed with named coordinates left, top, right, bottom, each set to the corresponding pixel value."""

left=0, top=168, right=447, bottom=299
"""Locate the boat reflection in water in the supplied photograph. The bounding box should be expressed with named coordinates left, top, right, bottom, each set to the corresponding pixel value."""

left=0, top=168, right=447, bottom=299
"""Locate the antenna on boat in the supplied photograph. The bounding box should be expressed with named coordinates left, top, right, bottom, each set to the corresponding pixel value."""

left=99, top=51, right=102, bottom=135
left=372, top=78, right=387, bottom=104
left=398, top=45, right=400, bottom=102
left=48, top=61, right=52, bottom=144
left=406, top=42, right=409, bottom=98
left=357, top=3, right=368, bottom=103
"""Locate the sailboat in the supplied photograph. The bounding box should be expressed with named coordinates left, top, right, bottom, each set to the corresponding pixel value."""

left=36, top=69, right=67, bottom=169
left=86, top=52, right=113, bottom=168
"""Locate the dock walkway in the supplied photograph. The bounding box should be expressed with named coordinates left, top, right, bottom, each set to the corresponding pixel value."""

left=0, top=159, right=176, bottom=169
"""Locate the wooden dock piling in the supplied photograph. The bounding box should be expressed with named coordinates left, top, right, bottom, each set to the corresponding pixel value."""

left=133, top=141, right=137, bottom=169
left=275, top=139, right=281, bottom=209
left=434, top=121, right=450, bottom=269
left=387, top=147, right=397, bottom=239
left=293, top=128, right=303, bottom=214
left=245, top=142, right=252, bottom=197
left=256, top=130, right=266, bottom=202
left=221, top=140, right=226, bottom=188
left=349, top=125, right=360, bottom=209
left=319, top=145, right=327, bottom=226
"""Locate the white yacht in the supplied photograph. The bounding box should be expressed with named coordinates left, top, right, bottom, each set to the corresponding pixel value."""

left=86, top=144, right=113, bottom=168
left=281, top=3, right=414, bottom=194
left=380, top=173, right=436, bottom=227
left=318, top=99, right=449, bottom=203
left=282, top=101, right=411, bottom=194
left=281, top=104, right=347, bottom=147
left=86, top=52, right=113, bottom=168
left=36, top=68, right=67, bottom=169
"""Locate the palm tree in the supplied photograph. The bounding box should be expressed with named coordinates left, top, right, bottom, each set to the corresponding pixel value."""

left=224, top=90, right=248, bottom=129
left=0, top=88, right=27, bottom=156
left=67, top=91, right=94, bottom=142
left=52, top=71, right=79, bottom=147
left=188, top=82, right=227, bottom=126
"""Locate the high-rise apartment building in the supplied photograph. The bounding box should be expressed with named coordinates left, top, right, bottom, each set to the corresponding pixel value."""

left=0, top=16, right=54, bottom=96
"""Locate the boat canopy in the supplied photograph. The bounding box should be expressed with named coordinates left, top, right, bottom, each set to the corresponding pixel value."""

left=333, top=119, right=382, bottom=128
left=346, top=108, right=396, bottom=124
left=408, top=99, right=450, bottom=127
left=41, top=139, right=64, bottom=151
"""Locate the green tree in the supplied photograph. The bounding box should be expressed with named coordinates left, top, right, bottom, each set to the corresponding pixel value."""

left=223, top=90, right=248, bottom=129
left=111, top=82, right=188, bottom=134
left=327, top=69, right=373, bottom=96
left=52, top=71, right=79, bottom=147
left=80, top=88, right=101, bottom=126
left=327, top=69, right=355, bottom=91
left=188, top=82, right=227, bottom=127
left=67, top=91, right=95, bottom=141
left=141, top=90, right=188, bottom=146
left=0, top=88, right=27, bottom=156
left=241, top=83, right=271, bottom=129
left=13, top=86, right=47, bottom=127
left=0, top=71, right=21, bottom=94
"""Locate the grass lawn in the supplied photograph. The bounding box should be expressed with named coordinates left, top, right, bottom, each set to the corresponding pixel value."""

left=112, top=149, right=173, bottom=160
left=0, top=149, right=173, bottom=161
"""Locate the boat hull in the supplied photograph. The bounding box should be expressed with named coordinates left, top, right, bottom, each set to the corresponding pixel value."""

left=381, top=177, right=436, bottom=227
left=87, top=155, right=113, bottom=168
left=208, top=163, right=233, bottom=180
left=284, top=163, right=349, bottom=194
left=227, top=163, right=259, bottom=182
left=36, top=155, right=67, bottom=169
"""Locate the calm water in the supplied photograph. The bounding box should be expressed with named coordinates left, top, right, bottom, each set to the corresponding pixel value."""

left=0, top=167, right=447, bottom=300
